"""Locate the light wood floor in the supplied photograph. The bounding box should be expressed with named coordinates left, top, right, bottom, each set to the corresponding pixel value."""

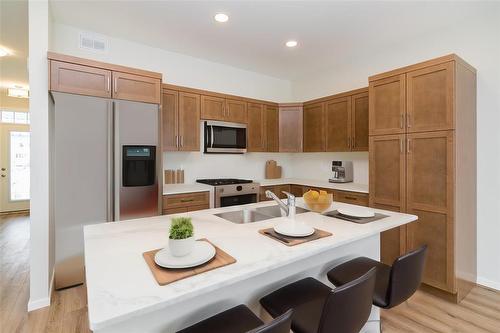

left=2, top=214, right=500, bottom=333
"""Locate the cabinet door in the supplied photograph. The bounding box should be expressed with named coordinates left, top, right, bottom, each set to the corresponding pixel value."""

left=112, top=72, right=160, bottom=104
left=247, top=103, right=266, bottom=152
left=369, top=134, right=407, bottom=265
left=407, top=62, right=454, bottom=132
left=178, top=92, right=201, bottom=151
left=351, top=92, right=369, bottom=151
left=50, top=60, right=112, bottom=98
left=226, top=99, right=247, bottom=123
left=279, top=106, right=303, bottom=152
left=275, top=184, right=291, bottom=199
left=162, top=89, right=179, bottom=151
left=290, top=185, right=304, bottom=197
left=265, top=105, right=279, bottom=152
left=406, top=131, right=454, bottom=292
left=369, top=74, right=406, bottom=135
left=325, top=97, right=351, bottom=152
left=303, top=102, right=325, bottom=152
left=201, top=95, right=225, bottom=120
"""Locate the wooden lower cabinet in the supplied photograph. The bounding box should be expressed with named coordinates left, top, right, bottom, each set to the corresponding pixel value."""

left=259, top=185, right=291, bottom=201
left=290, top=185, right=305, bottom=197
left=162, top=192, right=210, bottom=215
left=333, top=190, right=368, bottom=206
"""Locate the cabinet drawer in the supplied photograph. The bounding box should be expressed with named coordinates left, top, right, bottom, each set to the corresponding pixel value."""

left=187, top=204, right=209, bottom=212
left=163, top=207, right=188, bottom=215
left=50, top=60, right=112, bottom=98
left=112, top=71, right=160, bottom=103
left=163, top=192, right=210, bottom=209
left=334, top=190, right=369, bottom=206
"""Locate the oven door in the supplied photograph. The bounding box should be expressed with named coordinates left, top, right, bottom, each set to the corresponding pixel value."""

left=205, top=121, right=247, bottom=153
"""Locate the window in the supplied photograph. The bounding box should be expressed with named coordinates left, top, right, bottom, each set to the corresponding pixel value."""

left=1, top=110, right=30, bottom=124
left=10, top=131, right=30, bottom=201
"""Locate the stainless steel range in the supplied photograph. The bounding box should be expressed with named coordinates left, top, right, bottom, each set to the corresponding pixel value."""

left=196, top=178, right=260, bottom=208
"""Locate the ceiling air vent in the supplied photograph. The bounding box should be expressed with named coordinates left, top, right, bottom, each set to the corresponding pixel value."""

left=79, top=32, right=108, bottom=53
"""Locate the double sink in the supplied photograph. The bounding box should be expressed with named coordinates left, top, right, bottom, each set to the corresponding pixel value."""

left=215, top=205, right=310, bottom=224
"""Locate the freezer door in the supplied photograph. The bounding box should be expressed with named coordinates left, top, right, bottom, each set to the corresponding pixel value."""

left=52, top=92, right=113, bottom=289
left=114, top=100, right=159, bottom=221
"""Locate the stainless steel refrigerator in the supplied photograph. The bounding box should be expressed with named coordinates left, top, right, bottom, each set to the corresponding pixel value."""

left=52, top=92, right=160, bottom=289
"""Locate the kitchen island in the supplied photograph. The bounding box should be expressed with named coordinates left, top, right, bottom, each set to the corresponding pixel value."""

left=84, top=199, right=417, bottom=333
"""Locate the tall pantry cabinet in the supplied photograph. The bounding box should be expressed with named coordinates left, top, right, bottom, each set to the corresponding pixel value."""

left=369, top=54, right=477, bottom=302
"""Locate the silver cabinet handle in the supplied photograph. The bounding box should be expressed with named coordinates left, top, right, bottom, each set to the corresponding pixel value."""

left=352, top=137, right=355, bottom=149
left=347, top=137, right=351, bottom=149
left=400, top=114, right=404, bottom=129
left=400, top=138, right=404, bottom=153
left=407, top=114, right=411, bottom=128
left=407, top=138, right=411, bottom=153
left=107, top=77, right=110, bottom=92
left=180, top=135, right=183, bottom=148
left=114, top=77, right=118, bottom=93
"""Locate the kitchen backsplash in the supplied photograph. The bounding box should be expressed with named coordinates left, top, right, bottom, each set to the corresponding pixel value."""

left=163, top=151, right=369, bottom=184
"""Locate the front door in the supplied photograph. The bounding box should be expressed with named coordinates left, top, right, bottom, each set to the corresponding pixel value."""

left=0, top=123, right=30, bottom=213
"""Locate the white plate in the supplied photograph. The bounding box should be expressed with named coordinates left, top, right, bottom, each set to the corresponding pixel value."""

left=154, top=241, right=216, bottom=269
left=274, top=222, right=315, bottom=237
left=337, top=207, right=375, bottom=218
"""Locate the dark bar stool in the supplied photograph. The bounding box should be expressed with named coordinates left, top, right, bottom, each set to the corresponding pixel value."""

left=176, top=304, right=293, bottom=333
left=260, top=268, right=376, bottom=333
left=327, top=245, right=427, bottom=309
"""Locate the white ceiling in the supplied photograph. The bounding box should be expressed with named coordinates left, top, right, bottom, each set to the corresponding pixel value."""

left=0, top=0, right=29, bottom=109
left=48, top=1, right=492, bottom=80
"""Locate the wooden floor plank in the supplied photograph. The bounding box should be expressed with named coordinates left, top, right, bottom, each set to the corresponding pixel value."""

left=2, top=214, right=500, bottom=333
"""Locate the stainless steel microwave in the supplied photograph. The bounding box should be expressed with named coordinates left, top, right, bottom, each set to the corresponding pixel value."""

left=204, top=120, right=247, bottom=154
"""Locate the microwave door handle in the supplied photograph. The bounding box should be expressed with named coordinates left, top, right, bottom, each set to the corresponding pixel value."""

left=211, top=126, right=215, bottom=148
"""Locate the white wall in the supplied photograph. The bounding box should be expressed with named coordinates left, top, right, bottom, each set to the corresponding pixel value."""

left=291, top=11, right=500, bottom=289
left=164, top=151, right=368, bottom=184
left=28, top=0, right=55, bottom=311
left=50, top=23, right=292, bottom=102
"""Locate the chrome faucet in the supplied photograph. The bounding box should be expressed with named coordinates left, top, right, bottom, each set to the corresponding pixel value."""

left=265, top=190, right=296, bottom=219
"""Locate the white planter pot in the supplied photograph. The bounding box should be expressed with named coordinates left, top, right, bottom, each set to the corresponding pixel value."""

left=169, top=236, right=195, bottom=257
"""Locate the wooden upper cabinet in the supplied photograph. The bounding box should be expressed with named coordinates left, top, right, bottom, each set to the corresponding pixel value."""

left=325, top=97, right=351, bottom=152
left=265, top=105, right=279, bottom=152
left=112, top=72, right=160, bottom=104
left=50, top=60, right=112, bottom=98
left=178, top=92, right=200, bottom=151
left=369, top=74, right=406, bottom=135
left=351, top=92, right=369, bottom=151
left=247, top=103, right=266, bottom=152
left=303, top=102, right=325, bottom=152
left=406, top=130, right=454, bottom=292
left=201, top=95, right=225, bottom=120
left=407, top=62, right=455, bottom=133
left=279, top=104, right=303, bottom=152
left=226, top=99, right=247, bottom=123
left=162, top=89, right=179, bottom=151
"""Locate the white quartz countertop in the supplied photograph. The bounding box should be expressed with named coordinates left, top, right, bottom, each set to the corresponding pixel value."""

left=84, top=199, right=415, bottom=330
left=163, top=183, right=213, bottom=195
left=258, top=178, right=369, bottom=193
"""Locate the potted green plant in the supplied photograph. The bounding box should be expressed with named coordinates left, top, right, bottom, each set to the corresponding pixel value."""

left=169, top=217, right=194, bottom=257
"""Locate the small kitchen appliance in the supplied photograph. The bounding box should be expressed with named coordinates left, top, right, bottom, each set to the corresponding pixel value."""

left=197, top=178, right=259, bottom=207
left=203, top=121, right=247, bottom=154
left=329, top=161, right=353, bottom=183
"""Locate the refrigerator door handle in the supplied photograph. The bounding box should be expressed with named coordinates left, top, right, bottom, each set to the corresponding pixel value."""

left=113, top=101, right=120, bottom=221
left=107, top=100, right=114, bottom=222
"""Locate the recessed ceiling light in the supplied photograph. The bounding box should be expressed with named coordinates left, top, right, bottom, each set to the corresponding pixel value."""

left=0, top=47, right=10, bottom=57
left=214, top=13, right=229, bottom=23
left=285, top=40, right=298, bottom=48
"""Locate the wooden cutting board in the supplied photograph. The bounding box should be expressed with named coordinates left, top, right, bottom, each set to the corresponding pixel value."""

left=265, top=160, right=282, bottom=179
left=143, top=239, right=236, bottom=286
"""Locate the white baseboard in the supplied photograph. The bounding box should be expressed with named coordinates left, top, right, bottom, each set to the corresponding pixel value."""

left=27, top=267, right=55, bottom=312
left=477, top=276, right=500, bottom=291
left=27, top=297, right=50, bottom=311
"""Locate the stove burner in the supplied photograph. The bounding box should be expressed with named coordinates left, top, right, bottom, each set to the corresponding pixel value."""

left=197, top=178, right=254, bottom=186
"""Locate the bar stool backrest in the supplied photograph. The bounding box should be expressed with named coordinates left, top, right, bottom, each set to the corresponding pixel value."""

left=387, top=245, right=428, bottom=308
left=318, top=267, right=376, bottom=333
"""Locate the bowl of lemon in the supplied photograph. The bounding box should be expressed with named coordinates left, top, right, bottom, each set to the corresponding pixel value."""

left=303, top=190, right=333, bottom=213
